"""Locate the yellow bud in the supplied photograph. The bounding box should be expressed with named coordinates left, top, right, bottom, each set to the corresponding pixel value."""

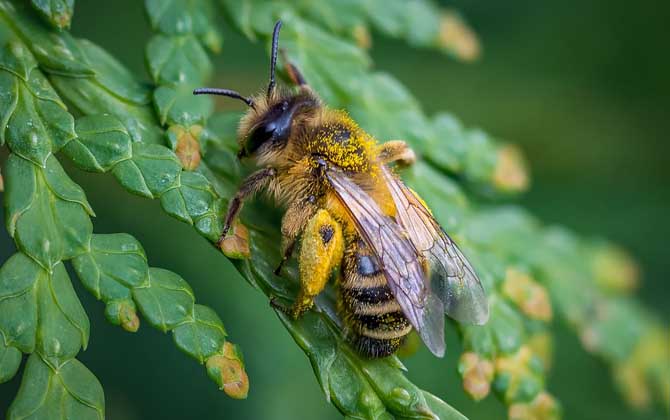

left=438, top=11, right=481, bottom=62
left=220, top=221, right=250, bottom=259
left=352, top=24, right=372, bottom=50
left=615, top=364, right=651, bottom=409
left=206, top=342, right=249, bottom=399
left=495, top=346, right=533, bottom=375
left=526, top=332, right=553, bottom=371
left=495, top=346, right=544, bottom=404
left=613, top=328, right=670, bottom=410
left=493, top=144, right=530, bottom=193
left=202, top=29, right=223, bottom=54
left=0, top=171, right=4, bottom=192
left=503, top=268, right=552, bottom=322
left=591, top=245, right=639, bottom=293
left=508, top=392, right=560, bottom=420
left=459, top=352, right=494, bottom=401
left=53, top=12, right=72, bottom=30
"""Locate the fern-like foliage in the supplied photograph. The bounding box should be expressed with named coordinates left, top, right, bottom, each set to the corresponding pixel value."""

left=0, top=1, right=667, bottom=419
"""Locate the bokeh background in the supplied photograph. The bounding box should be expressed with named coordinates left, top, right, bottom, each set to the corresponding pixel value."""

left=1, top=0, right=668, bottom=419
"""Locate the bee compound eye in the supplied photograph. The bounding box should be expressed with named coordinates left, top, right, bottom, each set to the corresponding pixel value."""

left=245, top=123, right=274, bottom=155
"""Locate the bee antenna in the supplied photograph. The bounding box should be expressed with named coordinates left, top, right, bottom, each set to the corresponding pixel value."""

left=267, top=20, right=282, bottom=97
left=193, top=88, right=255, bottom=109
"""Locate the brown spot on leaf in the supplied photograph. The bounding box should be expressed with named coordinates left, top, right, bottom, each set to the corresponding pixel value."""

left=459, top=352, right=494, bottom=401
left=206, top=342, right=249, bottom=399
left=502, top=268, right=552, bottom=321
left=119, top=302, right=140, bottom=332
left=438, top=12, right=481, bottom=62
left=220, top=221, right=250, bottom=259
left=493, top=144, right=529, bottom=193
left=170, top=125, right=202, bottom=171
left=591, top=244, right=639, bottom=293
left=54, top=12, right=72, bottom=30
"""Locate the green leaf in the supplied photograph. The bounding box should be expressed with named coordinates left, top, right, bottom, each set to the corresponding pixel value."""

left=0, top=2, right=93, bottom=76
left=173, top=304, right=227, bottom=363
left=64, top=115, right=133, bottom=173
left=30, top=0, right=75, bottom=30
left=44, top=37, right=160, bottom=144
left=279, top=13, right=370, bottom=105
left=277, top=309, right=389, bottom=418
left=4, top=154, right=92, bottom=268
left=422, top=113, right=469, bottom=173
left=0, top=40, right=34, bottom=81
left=50, top=74, right=164, bottom=144
left=462, top=297, right=525, bottom=358
left=0, top=253, right=89, bottom=365
left=112, top=142, right=182, bottom=198
left=133, top=267, right=195, bottom=332
left=159, top=171, right=223, bottom=241
left=39, top=261, right=90, bottom=363
left=347, top=72, right=432, bottom=148
left=154, top=83, right=213, bottom=126
left=418, top=391, right=468, bottom=420
left=276, top=300, right=466, bottom=419
left=146, top=34, right=212, bottom=86
left=292, top=0, right=365, bottom=36
left=0, top=338, right=22, bottom=383
left=0, top=253, right=39, bottom=353
left=0, top=41, right=75, bottom=166
left=363, top=0, right=441, bottom=47
left=8, top=354, right=104, bottom=420
left=145, top=0, right=217, bottom=37
left=72, top=233, right=149, bottom=302
left=78, top=39, right=152, bottom=106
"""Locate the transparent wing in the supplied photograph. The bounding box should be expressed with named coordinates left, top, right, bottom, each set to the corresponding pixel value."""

left=326, top=168, right=446, bottom=357
left=381, top=166, right=489, bottom=325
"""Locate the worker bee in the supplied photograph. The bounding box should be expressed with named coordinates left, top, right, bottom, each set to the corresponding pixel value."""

left=194, top=21, right=488, bottom=358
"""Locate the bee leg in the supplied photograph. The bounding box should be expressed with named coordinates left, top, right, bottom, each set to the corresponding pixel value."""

left=274, top=240, right=295, bottom=276
left=377, top=140, right=416, bottom=167
left=274, top=199, right=318, bottom=275
left=290, top=209, right=344, bottom=318
left=269, top=296, right=292, bottom=314
left=218, top=167, right=276, bottom=247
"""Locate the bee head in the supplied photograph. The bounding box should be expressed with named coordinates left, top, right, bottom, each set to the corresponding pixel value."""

left=236, top=91, right=318, bottom=161
left=193, top=20, right=317, bottom=163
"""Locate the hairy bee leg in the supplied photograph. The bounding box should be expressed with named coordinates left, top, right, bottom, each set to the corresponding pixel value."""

left=274, top=200, right=318, bottom=275
left=289, top=209, right=344, bottom=318
left=280, top=48, right=308, bottom=87
left=377, top=140, right=416, bottom=167
left=219, top=167, right=276, bottom=246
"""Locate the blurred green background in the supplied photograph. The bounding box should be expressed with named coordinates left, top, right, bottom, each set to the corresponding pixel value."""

left=1, top=0, right=668, bottom=419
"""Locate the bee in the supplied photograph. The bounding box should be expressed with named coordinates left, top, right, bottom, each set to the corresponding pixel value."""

left=194, top=21, right=488, bottom=358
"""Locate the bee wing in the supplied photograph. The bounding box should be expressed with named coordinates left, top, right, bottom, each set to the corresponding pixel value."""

left=381, top=166, right=489, bottom=325
left=325, top=168, right=446, bottom=357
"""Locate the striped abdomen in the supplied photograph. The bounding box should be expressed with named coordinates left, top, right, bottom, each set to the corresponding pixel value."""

left=339, top=238, right=412, bottom=358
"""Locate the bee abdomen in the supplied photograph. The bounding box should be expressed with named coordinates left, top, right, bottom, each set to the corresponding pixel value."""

left=340, top=240, right=412, bottom=358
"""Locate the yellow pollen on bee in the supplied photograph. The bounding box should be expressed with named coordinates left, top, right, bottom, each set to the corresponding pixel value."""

left=307, top=111, right=376, bottom=172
